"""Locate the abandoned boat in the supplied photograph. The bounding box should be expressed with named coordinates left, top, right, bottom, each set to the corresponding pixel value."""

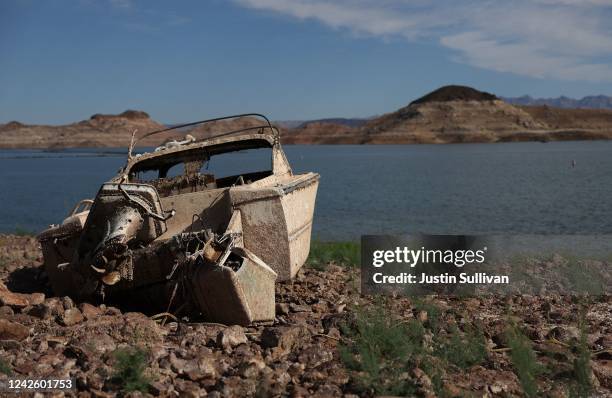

left=38, top=114, right=319, bottom=325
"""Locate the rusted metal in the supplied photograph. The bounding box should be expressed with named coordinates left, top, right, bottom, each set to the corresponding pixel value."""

left=37, top=114, right=319, bottom=325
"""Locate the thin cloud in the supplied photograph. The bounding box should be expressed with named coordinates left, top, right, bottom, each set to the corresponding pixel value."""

left=109, top=0, right=132, bottom=10
left=234, top=0, right=612, bottom=82
left=102, top=1, right=191, bottom=31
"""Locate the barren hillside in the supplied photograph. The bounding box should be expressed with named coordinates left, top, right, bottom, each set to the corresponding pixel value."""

left=281, top=85, right=612, bottom=144
left=282, top=121, right=365, bottom=144
left=358, top=86, right=612, bottom=144
left=0, top=111, right=165, bottom=149
left=3, top=86, right=612, bottom=148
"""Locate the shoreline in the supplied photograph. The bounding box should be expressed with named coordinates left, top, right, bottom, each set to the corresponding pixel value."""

left=2, top=133, right=612, bottom=150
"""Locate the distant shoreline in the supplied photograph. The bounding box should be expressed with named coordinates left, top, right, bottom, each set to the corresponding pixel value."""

left=3, top=86, right=612, bottom=149
left=2, top=133, right=612, bottom=152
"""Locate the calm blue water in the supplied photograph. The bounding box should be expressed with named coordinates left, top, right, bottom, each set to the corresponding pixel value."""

left=1, top=142, right=611, bottom=240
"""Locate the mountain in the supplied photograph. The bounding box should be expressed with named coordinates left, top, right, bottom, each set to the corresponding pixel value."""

left=503, top=95, right=612, bottom=109
left=410, top=85, right=497, bottom=104
left=359, top=85, right=546, bottom=144
left=0, top=110, right=166, bottom=149
left=283, top=85, right=612, bottom=144
left=4, top=86, right=612, bottom=148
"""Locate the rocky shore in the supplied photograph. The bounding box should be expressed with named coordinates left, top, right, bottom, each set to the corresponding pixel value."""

left=0, top=234, right=610, bottom=397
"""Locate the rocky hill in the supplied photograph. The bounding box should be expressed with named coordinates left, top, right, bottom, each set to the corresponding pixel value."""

left=284, top=85, right=612, bottom=144
left=0, top=113, right=285, bottom=149
left=0, top=110, right=165, bottom=149
left=3, top=86, right=612, bottom=148
left=359, top=86, right=547, bottom=144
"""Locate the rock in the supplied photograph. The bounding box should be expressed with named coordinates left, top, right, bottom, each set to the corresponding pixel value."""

left=260, top=325, right=310, bottom=352
left=104, top=306, right=121, bottom=316
left=46, top=336, right=67, bottom=348
left=489, top=383, right=505, bottom=394
left=0, top=319, right=30, bottom=341
left=413, top=367, right=433, bottom=393
left=29, top=293, right=45, bottom=305
left=0, top=282, right=44, bottom=308
left=148, top=381, right=166, bottom=395
left=0, top=339, right=22, bottom=350
left=276, top=302, right=290, bottom=315
left=83, top=333, right=116, bottom=353
left=312, top=384, right=342, bottom=397
left=216, top=325, right=248, bottom=350
left=298, top=346, right=333, bottom=368
left=288, top=362, right=305, bottom=377
left=592, top=360, right=612, bottom=389
left=239, top=361, right=261, bottom=379
left=27, top=298, right=66, bottom=320
left=61, top=296, right=75, bottom=310
left=169, top=353, right=187, bottom=374
left=64, top=344, right=90, bottom=368
left=183, top=360, right=203, bottom=381
left=547, top=326, right=580, bottom=343
left=182, top=355, right=218, bottom=382
left=417, top=310, right=428, bottom=323
left=198, top=356, right=218, bottom=380
left=26, top=304, right=51, bottom=319
left=290, top=303, right=311, bottom=313
left=220, top=376, right=257, bottom=397
left=34, top=338, right=48, bottom=353
left=0, top=305, right=14, bottom=316
left=61, top=308, right=84, bottom=326
left=43, top=298, right=65, bottom=317
left=79, top=302, right=102, bottom=320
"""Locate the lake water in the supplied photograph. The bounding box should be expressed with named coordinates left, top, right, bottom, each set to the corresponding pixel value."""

left=1, top=141, right=611, bottom=241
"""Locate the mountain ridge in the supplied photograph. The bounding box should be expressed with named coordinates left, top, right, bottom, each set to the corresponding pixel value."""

left=3, top=86, right=612, bottom=148
left=502, top=95, right=612, bottom=109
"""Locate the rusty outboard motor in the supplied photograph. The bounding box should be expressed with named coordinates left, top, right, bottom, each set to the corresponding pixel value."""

left=89, top=206, right=143, bottom=286
left=72, top=183, right=170, bottom=299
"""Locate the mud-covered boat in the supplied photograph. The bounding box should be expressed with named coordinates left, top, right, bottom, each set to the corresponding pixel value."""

left=38, top=114, right=319, bottom=324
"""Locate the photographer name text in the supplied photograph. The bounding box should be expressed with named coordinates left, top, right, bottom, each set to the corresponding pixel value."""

left=371, top=246, right=509, bottom=285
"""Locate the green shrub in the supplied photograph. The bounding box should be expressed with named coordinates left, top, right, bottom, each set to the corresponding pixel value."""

left=562, top=257, right=605, bottom=295
left=411, top=297, right=442, bottom=332
left=506, top=324, right=541, bottom=397
left=569, top=315, right=593, bottom=398
left=0, top=358, right=12, bottom=375
left=436, top=324, right=487, bottom=369
left=339, top=303, right=424, bottom=395
left=307, top=241, right=360, bottom=269
left=13, top=226, right=35, bottom=237
left=111, top=347, right=151, bottom=393
left=421, top=359, right=450, bottom=398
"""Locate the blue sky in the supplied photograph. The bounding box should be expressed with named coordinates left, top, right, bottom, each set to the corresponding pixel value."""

left=2, top=0, right=612, bottom=124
